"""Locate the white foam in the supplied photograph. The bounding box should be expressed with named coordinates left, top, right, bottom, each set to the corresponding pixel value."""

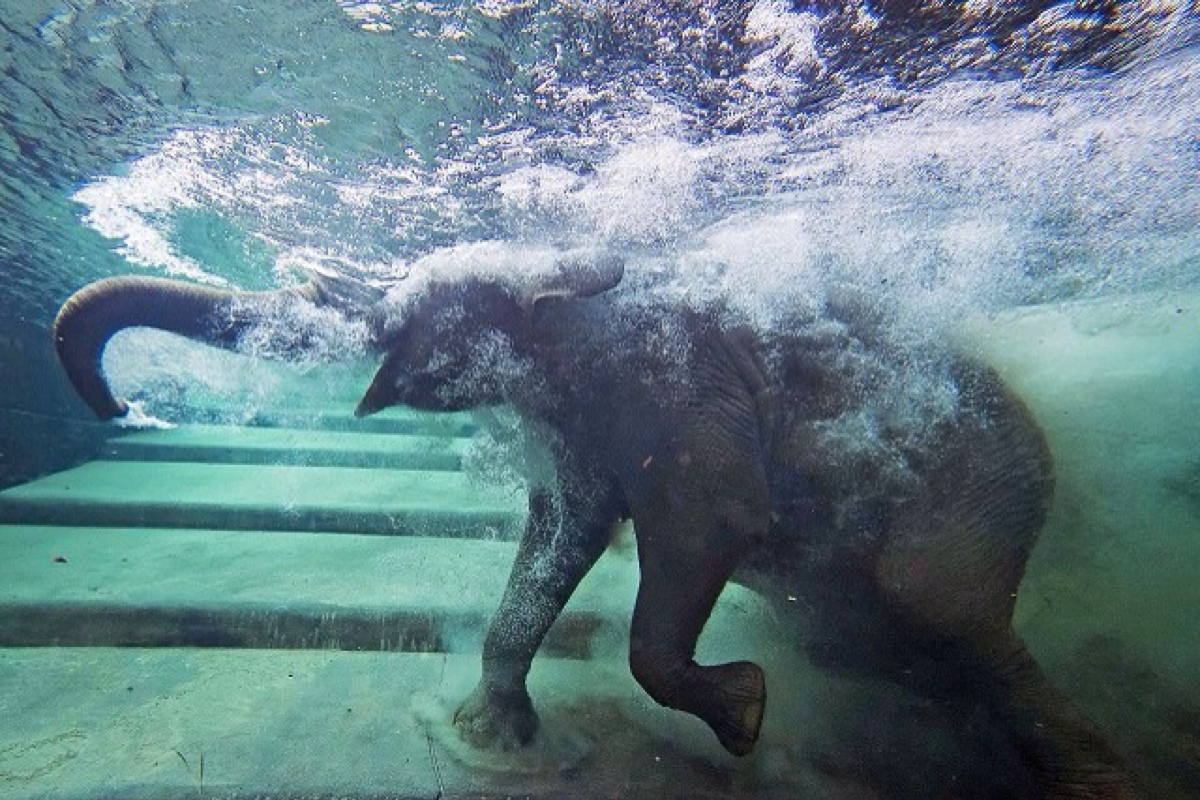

left=573, top=137, right=704, bottom=246
left=73, top=150, right=218, bottom=284
left=111, top=400, right=176, bottom=430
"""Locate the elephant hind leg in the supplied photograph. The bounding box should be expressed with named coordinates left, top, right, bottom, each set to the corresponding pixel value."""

left=869, top=370, right=1132, bottom=795
left=982, top=635, right=1140, bottom=800
left=875, top=485, right=1134, bottom=794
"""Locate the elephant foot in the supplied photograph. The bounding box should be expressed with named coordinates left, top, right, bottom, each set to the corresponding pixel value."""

left=699, top=661, right=767, bottom=757
left=453, top=683, right=539, bottom=750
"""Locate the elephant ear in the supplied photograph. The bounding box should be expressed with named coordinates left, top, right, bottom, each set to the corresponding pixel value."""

left=523, top=251, right=624, bottom=312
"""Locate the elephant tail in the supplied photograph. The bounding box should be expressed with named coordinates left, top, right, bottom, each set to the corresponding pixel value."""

left=52, top=275, right=324, bottom=420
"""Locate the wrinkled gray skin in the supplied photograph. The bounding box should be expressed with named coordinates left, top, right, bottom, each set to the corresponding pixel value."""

left=54, top=257, right=1135, bottom=799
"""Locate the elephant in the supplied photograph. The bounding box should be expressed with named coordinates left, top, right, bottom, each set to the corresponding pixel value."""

left=52, top=253, right=1135, bottom=798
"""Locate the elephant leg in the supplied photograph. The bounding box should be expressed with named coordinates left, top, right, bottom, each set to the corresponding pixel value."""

left=628, top=515, right=767, bottom=757
left=979, top=634, right=1139, bottom=800
left=454, top=474, right=620, bottom=749
left=875, top=430, right=1135, bottom=797
left=626, top=450, right=771, bottom=757
left=880, top=528, right=1134, bottom=797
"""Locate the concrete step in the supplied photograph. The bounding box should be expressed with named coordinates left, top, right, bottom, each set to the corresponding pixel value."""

left=0, top=525, right=638, bottom=657
left=0, top=462, right=523, bottom=537
left=176, top=405, right=478, bottom=436
left=103, top=425, right=469, bottom=470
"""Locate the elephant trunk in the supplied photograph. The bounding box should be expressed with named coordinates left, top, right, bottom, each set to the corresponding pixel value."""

left=52, top=275, right=320, bottom=420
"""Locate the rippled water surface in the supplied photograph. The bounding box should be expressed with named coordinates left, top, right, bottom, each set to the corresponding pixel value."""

left=1, top=1, right=1198, bottom=798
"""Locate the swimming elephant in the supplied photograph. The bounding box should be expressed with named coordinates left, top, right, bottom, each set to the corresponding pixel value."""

left=53, top=255, right=1135, bottom=798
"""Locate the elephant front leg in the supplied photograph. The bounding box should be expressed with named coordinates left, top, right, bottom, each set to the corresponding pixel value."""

left=454, top=482, right=617, bottom=749
left=627, top=463, right=772, bottom=757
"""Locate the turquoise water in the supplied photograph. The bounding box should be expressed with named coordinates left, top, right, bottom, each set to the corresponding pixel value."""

left=1, top=2, right=1198, bottom=798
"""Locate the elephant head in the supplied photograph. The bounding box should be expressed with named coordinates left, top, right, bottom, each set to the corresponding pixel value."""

left=356, top=252, right=624, bottom=415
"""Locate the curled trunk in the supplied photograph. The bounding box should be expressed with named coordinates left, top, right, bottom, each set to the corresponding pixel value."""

left=52, top=275, right=321, bottom=420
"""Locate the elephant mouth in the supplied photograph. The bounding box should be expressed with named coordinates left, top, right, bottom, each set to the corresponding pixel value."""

left=355, top=381, right=393, bottom=417
left=355, top=372, right=397, bottom=418
left=353, top=398, right=380, bottom=418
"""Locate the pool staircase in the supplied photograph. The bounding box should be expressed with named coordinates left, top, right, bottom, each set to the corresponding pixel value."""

left=0, top=403, right=774, bottom=799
